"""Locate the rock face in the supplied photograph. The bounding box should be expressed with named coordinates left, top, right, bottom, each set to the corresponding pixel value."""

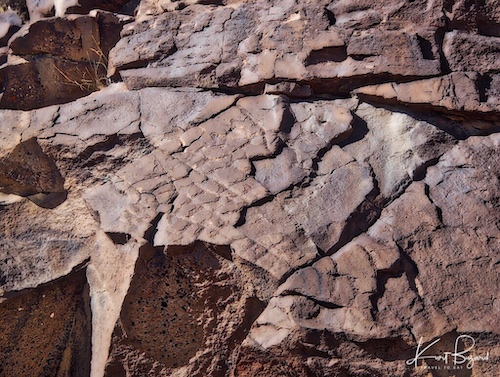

left=0, top=268, right=91, bottom=377
left=106, top=243, right=266, bottom=376
left=0, top=1, right=499, bottom=377
left=0, top=12, right=131, bottom=110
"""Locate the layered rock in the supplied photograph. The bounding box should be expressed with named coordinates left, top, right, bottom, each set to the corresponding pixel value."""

left=112, top=0, right=444, bottom=92
left=0, top=0, right=499, bottom=376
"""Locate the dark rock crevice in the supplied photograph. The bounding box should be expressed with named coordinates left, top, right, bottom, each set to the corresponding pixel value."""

left=354, top=98, right=500, bottom=137
left=1, top=1, right=499, bottom=376
left=305, top=46, right=348, bottom=65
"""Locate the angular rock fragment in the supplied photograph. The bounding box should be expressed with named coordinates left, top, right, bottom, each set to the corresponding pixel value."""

left=282, top=158, right=373, bottom=252
left=443, top=31, right=500, bottom=75
left=139, top=88, right=240, bottom=153
left=355, top=72, right=500, bottom=115
left=1, top=14, right=128, bottom=110
left=343, top=29, right=440, bottom=75
left=0, top=57, right=101, bottom=110
left=115, top=0, right=444, bottom=92
left=0, top=268, right=91, bottom=377
left=105, top=242, right=265, bottom=376
left=108, top=12, right=179, bottom=75
left=0, top=196, right=97, bottom=294
left=91, top=10, right=134, bottom=61
left=246, top=134, right=500, bottom=374
left=86, top=234, right=142, bottom=377
left=0, top=138, right=66, bottom=207
left=254, top=147, right=306, bottom=194
left=37, top=84, right=141, bottom=141
left=344, top=103, right=455, bottom=199
left=83, top=180, right=157, bottom=240
left=9, top=15, right=100, bottom=61
left=419, top=134, right=500, bottom=332
left=326, top=0, right=446, bottom=29
left=443, top=0, right=500, bottom=34
left=288, top=100, right=354, bottom=167
left=233, top=197, right=319, bottom=280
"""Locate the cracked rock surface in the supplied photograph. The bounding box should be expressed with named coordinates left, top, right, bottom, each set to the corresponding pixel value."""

left=0, top=0, right=499, bottom=376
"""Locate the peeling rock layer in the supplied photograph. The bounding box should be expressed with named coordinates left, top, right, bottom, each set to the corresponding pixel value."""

left=0, top=0, right=499, bottom=377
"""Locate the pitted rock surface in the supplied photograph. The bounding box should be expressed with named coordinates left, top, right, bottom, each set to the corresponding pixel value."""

left=0, top=0, right=499, bottom=376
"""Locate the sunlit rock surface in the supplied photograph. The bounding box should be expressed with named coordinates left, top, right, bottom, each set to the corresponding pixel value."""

left=0, top=0, right=499, bottom=376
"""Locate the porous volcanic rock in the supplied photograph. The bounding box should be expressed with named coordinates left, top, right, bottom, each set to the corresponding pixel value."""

left=105, top=242, right=267, bottom=376
left=0, top=0, right=499, bottom=376
left=0, top=267, right=91, bottom=377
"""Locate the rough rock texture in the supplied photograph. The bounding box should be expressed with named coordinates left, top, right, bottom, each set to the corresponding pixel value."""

left=114, top=0, right=445, bottom=92
left=0, top=0, right=499, bottom=376
left=105, top=242, right=266, bottom=376
left=0, top=12, right=132, bottom=110
left=0, top=268, right=91, bottom=377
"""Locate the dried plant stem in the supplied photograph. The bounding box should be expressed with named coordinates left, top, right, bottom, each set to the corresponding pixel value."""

left=53, top=36, right=110, bottom=92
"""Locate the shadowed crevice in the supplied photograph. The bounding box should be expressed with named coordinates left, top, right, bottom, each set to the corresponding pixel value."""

left=305, top=46, right=348, bottom=65
left=354, top=97, right=500, bottom=138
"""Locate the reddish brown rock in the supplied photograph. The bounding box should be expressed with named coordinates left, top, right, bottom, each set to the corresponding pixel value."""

left=233, top=197, right=319, bottom=279
left=326, top=0, right=446, bottom=29
left=91, top=10, right=134, bottom=66
left=105, top=243, right=265, bottom=376
left=288, top=100, right=356, bottom=163
left=282, top=158, right=374, bottom=252
left=342, top=29, right=440, bottom=76
left=253, top=148, right=306, bottom=195
left=0, top=13, right=128, bottom=110
left=107, top=12, right=178, bottom=76
left=114, top=0, right=443, bottom=92
left=9, top=16, right=100, bottom=61
left=420, top=134, right=500, bottom=331
left=0, top=195, right=99, bottom=295
left=0, top=0, right=499, bottom=376
left=0, top=268, right=91, bottom=377
left=443, top=31, right=500, bottom=73
left=247, top=135, right=500, bottom=375
left=234, top=345, right=310, bottom=377
left=0, top=138, right=66, bottom=207
left=344, top=103, right=455, bottom=199
left=444, top=0, right=500, bottom=36
left=0, top=56, right=102, bottom=110
left=355, top=72, right=500, bottom=114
